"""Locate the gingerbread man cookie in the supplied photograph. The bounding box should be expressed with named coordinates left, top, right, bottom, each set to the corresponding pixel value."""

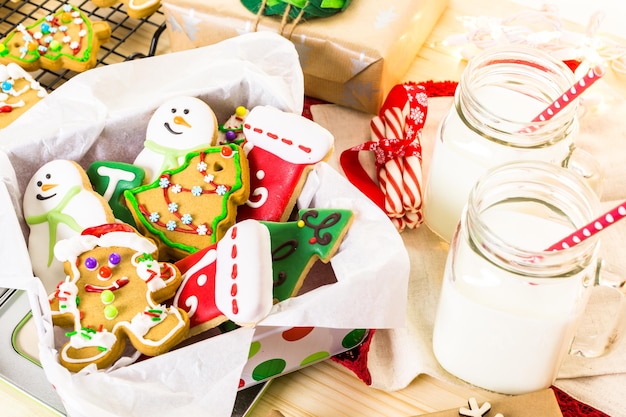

left=23, top=159, right=115, bottom=291
left=50, top=223, right=189, bottom=372
left=134, top=96, right=218, bottom=183
left=237, top=105, right=334, bottom=222
left=125, top=143, right=250, bottom=260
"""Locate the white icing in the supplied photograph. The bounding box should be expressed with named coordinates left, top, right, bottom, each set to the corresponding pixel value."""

left=172, top=248, right=217, bottom=317
left=214, top=220, right=273, bottom=325
left=133, top=96, right=217, bottom=183
left=55, top=231, right=156, bottom=262
left=61, top=330, right=117, bottom=365
left=123, top=305, right=187, bottom=347
left=245, top=186, right=268, bottom=209
left=243, top=105, right=334, bottom=164
left=95, top=165, right=139, bottom=201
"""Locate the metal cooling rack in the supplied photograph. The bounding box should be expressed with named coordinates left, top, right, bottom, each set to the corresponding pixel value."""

left=0, top=0, right=167, bottom=90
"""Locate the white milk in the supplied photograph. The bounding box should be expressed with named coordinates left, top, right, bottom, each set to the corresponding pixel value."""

left=423, top=86, right=573, bottom=242
left=432, top=209, right=590, bottom=394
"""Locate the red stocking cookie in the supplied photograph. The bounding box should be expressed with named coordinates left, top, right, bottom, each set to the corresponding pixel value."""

left=237, top=105, right=334, bottom=222
left=173, top=219, right=274, bottom=335
left=50, top=223, right=189, bottom=372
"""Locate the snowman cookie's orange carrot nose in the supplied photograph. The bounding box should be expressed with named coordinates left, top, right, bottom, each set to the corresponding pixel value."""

left=174, top=115, right=191, bottom=128
left=41, top=183, right=57, bottom=191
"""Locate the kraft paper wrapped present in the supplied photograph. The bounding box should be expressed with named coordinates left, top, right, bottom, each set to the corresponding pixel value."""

left=162, top=0, right=448, bottom=114
left=0, top=32, right=409, bottom=417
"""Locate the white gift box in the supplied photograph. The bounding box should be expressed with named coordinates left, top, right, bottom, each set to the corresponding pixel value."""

left=0, top=32, right=409, bottom=417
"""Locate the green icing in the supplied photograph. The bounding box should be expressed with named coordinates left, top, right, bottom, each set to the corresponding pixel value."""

left=240, top=0, right=351, bottom=19
left=261, top=208, right=353, bottom=302
left=248, top=341, right=261, bottom=359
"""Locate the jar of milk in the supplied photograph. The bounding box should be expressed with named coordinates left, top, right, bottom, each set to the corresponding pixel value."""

left=432, top=161, right=626, bottom=395
left=423, top=45, right=597, bottom=242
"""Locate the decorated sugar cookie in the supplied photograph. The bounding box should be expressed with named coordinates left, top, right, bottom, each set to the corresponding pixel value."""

left=217, top=105, right=248, bottom=145
left=50, top=223, right=189, bottom=372
left=173, top=219, right=274, bottom=335
left=133, top=96, right=219, bottom=183
left=173, top=208, right=354, bottom=334
left=23, top=160, right=115, bottom=291
left=237, top=105, right=334, bottom=222
left=86, top=161, right=145, bottom=226
left=89, top=0, right=161, bottom=19
left=125, top=143, right=250, bottom=260
left=0, top=62, right=47, bottom=128
left=0, top=4, right=111, bottom=73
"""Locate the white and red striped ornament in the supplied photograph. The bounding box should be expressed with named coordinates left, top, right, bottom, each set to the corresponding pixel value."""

left=340, top=83, right=428, bottom=231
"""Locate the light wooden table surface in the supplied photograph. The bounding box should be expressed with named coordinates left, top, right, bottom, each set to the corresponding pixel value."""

left=3, top=0, right=625, bottom=416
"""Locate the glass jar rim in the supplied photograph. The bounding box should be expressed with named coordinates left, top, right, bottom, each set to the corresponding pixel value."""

left=466, top=161, right=600, bottom=279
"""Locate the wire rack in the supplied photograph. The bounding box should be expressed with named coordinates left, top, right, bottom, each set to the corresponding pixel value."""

left=0, top=0, right=167, bottom=91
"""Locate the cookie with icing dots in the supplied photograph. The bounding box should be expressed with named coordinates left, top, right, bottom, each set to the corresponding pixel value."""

left=217, top=105, right=249, bottom=145
left=0, top=62, right=47, bottom=128
left=0, top=4, right=111, bottom=73
left=173, top=219, right=274, bottom=335
left=23, top=159, right=115, bottom=292
left=86, top=161, right=145, bottom=227
left=133, top=96, right=219, bottom=184
left=50, top=223, right=189, bottom=372
left=125, top=143, right=250, bottom=260
left=237, top=105, right=334, bottom=222
left=89, top=0, right=161, bottom=19
left=173, top=208, right=354, bottom=334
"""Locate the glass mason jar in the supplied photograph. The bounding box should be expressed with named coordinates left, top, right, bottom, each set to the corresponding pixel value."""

left=423, top=45, right=599, bottom=242
left=432, top=161, right=626, bottom=395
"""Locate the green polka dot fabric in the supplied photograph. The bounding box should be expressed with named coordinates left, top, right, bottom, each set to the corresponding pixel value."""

left=239, top=326, right=368, bottom=388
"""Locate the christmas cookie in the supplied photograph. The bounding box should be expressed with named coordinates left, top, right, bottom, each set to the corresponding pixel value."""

left=173, top=219, right=274, bottom=335
left=217, top=105, right=248, bottom=145
left=50, top=223, right=189, bottom=372
left=89, top=0, right=161, bottom=20
left=124, top=143, right=250, bottom=260
left=0, top=4, right=111, bottom=73
left=173, top=208, right=354, bottom=333
left=237, top=105, right=334, bottom=222
left=86, top=161, right=145, bottom=227
left=23, top=159, right=115, bottom=291
left=134, top=96, right=219, bottom=184
left=0, top=62, right=47, bottom=128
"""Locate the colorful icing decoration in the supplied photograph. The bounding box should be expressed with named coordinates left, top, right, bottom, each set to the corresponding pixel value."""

left=237, top=105, right=334, bottom=222
left=133, top=96, right=218, bottom=184
left=49, top=223, right=189, bottom=372
left=217, top=106, right=248, bottom=145
left=125, top=143, right=250, bottom=260
left=0, top=4, right=111, bottom=73
left=173, top=208, right=353, bottom=333
left=0, top=62, right=47, bottom=128
left=173, top=219, right=274, bottom=334
left=262, top=208, right=354, bottom=302
left=239, top=326, right=367, bottom=388
left=23, top=160, right=115, bottom=292
left=89, top=0, right=162, bottom=19
left=86, top=161, right=145, bottom=226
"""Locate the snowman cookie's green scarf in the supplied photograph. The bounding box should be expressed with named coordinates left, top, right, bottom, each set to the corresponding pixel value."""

left=143, top=140, right=204, bottom=174
left=25, top=185, right=82, bottom=266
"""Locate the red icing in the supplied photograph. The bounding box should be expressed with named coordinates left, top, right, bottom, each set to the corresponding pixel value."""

left=282, top=326, right=314, bottom=341
left=84, top=277, right=129, bottom=293
left=236, top=146, right=307, bottom=222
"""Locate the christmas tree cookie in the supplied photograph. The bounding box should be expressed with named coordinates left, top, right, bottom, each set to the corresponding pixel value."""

left=0, top=4, right=111, bottom=72
left=124, top=143, right=250, bottom=260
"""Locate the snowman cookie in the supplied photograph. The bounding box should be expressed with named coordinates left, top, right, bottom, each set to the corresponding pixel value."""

left=133, top=96, right=219, bottom=183
left=50, top=223, right=189, bottom=372
left=237, top=105, right=334, bottom=222
left=23, top=160, right=115, bottom=291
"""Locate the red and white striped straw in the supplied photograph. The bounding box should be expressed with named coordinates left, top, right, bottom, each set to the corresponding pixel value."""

left=545, top=201, right=626, bottom=251
left=520, top=64, right=605, bottom=133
